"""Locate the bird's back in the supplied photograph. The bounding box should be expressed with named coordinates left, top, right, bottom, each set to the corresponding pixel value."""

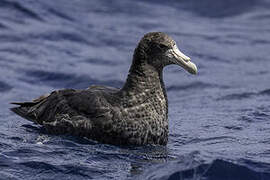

left=11, top=86, right=118, bottom=136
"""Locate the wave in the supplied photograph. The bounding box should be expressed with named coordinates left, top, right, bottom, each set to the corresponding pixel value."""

left=178, top=0, right=257, bottom=18
left=84, top=58, right=121, bottom=66
left=218, top=92, right=256, bottom=101
left=0, top=34, right=24, bottom=43
left=187, top=51, right=231, bottom=63
left=0, top=0, right=44, bottom=22
left=167, top=82, right=228, bottom=92
left=260, top=89, right=270, bottom=95
left=0, top=158, right=93, bottom=179
left=21, top=124, right=44, bottom=133
left=251, top=13, right=270, bottom=21
left=139, top=159, right=270, bottom=180
left=28, top=31, right=91, bottom=45
left=0, top=81, right=12, bottom=92
left=138, top=0, right=259, bottom=18
left=238, top=105, right=270, bottom=123
left=0, top=22, right=8, bottom=29
left=47, top=8, right=74, bottom=22
left=21, top=69, right=124, bottom=89
left=218, top=88, right=270, bottom=101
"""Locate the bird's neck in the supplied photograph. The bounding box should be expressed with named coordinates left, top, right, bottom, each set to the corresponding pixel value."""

left=121, top=62, right=164, bottom=93
left=120, top=49, right=168, bottom=110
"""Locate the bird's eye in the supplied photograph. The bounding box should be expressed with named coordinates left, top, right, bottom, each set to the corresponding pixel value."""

left=158, top=44, right=167, bottom=49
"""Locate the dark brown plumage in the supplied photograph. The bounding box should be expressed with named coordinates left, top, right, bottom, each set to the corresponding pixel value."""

left=11, top=32, right=197, bottom=146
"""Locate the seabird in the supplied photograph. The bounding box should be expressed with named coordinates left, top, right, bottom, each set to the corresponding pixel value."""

left=11, top=32, right=197, bottom=145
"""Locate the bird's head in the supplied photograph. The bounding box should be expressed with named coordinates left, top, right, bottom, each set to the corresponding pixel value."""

left=135, top=32, right=197, bottom=75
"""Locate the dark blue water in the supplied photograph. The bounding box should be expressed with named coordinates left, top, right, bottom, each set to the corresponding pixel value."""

left=1, top=0, right=270, bottom=179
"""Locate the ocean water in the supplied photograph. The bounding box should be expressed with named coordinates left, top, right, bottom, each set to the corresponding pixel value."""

left=0, top=0, right=270, bottom=179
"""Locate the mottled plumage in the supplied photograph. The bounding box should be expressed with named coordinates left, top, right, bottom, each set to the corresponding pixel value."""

left=11, top=32, right=197, bottom=145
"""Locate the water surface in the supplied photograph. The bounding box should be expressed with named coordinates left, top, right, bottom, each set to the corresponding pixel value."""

left=1, top=0, right=270, bottom=179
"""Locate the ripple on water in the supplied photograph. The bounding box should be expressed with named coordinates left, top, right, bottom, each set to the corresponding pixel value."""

left=139, top=158, right=270, bottom=180
left=84, top=58, right=120, bottom=66
left=218, top=92, right=256, bottom=101
left=28, top=31, right=91, bottom=45
left=218, top=88, right=270, bottom=101
left=0, top=81, right=12, bottom=92
left=140, top=0, right=258, bottom=18
left=0, top=35, right=24, bottom=43
left=179, top=0, right=257, bottom=18
left=239, top=106, right=270, bottom=122
left=21, top=69, right=124, bottom=89
left=167, top=81, right=228, bottom=92
left=47, top=8, right=74, bottom=22
left=251, top=13, right=270, bottom=21
left=0, top=0, right=44, bottom=22
left=260, top=89, right=270, bottom=96
left=0, top=22, right=8, bottom=29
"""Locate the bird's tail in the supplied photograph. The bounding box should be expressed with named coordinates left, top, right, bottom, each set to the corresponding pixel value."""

left=10, top=101, right=39, bottom=123
left=10, top=93, right=50, bottom=124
